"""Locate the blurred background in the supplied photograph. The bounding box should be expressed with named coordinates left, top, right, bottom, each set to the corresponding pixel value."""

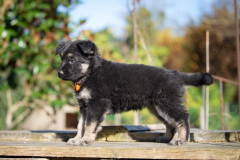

left=0, top=0, right=239, bottom=131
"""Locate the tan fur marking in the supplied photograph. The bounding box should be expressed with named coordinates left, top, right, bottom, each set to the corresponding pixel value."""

left=84, top=121, right=98, bottom=137
left=76, top=115, right=85, bottom=138
left=74, top=121, right=98, bottom=145
left=154, top=106, right=175, bottom=125
left=74, top=112, right=107, bottom=146
left=176, top=120, right=187, bottom=141
left=81, top=63, right=89, bottom=73
left=148, top=106, right=175, bottom=143
left=67, top=53, right=73, bottom=57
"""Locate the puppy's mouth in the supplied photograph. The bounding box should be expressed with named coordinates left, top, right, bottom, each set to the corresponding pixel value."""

left=58, top=75, right=70, bottom=81
left=59, top=74, right=84, bottom=83
left=72, top=75, right=86, bottom=84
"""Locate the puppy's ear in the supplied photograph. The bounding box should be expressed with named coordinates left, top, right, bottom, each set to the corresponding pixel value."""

left=77, top=40, right=96, bottom=55
left=55, top=41, right=71, bottom=56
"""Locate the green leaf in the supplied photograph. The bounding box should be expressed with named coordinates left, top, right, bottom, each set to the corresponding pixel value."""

left=79, top=19, right=86, bottom=25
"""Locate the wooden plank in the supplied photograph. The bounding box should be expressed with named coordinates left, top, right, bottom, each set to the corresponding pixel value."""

left=0, top=141, right=239, bottom=159
left=0, top=129, right=240, bottom=143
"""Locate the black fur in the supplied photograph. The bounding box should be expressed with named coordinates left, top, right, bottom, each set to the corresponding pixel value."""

left=56, top=40, right=213, bottom=146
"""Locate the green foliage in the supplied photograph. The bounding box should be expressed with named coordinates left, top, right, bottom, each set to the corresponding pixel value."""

left=140, top=108, right=162, bottom=124
left=121, top=111, right=135, bottom=125
left=105, top=115, right=115, bottom=125
left=0, top=0, right=82, bottom=130
left=0, top=92, right=8, bottom=130
left=186, top=80, right=239, bottom=130
left=176, top=1, right=239, bottom=130
left=187, top=87, right=203, bottom=127
left=125, top=7, right=170, bottom=67
left=162, top=1, right=239, bottom=130
left=94, top=28, right=125, bottom=63
left=126, top=7, right=155, bottom=47
left=105, top=108, right=161, bottom=125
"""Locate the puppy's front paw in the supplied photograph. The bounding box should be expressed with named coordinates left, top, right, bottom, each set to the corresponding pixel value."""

left=169, top=139, right=186, bottom=146
left=74, top=138, right=94, bottom=146
left=66, top=138, right=77, bottom=145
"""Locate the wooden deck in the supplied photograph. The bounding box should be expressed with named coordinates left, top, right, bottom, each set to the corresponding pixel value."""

left=0, top=140, right=240, bottom=159
left=0, top=125, right=240, bottom=159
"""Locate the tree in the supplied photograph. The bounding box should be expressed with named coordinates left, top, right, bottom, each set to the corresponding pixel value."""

left=182, top=1, right=238, bottom=80
left=164, top=1, right=239, bottom=129
left=125, top=6, right=170, bottom=67
left=0, top=0, right=82, bottom=130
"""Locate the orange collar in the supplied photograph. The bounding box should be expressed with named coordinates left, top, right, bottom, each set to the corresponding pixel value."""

left=75, top=82, right=81, bottom=91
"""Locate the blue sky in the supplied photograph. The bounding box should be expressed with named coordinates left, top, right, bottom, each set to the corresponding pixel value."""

left=66, top=0, right=216, bottom=38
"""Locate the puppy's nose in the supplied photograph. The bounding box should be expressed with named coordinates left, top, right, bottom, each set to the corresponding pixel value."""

left=58, top=70, right=64, bottom=76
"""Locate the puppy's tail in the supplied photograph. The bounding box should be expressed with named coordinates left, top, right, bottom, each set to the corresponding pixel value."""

left=180, top=72, right=213, bottom=87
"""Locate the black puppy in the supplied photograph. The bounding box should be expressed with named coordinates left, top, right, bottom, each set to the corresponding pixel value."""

left=56, top=40, right=213, bottom=146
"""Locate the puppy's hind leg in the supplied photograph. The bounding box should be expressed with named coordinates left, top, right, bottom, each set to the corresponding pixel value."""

left=157, top=123, right=176, bottom=143
left=170, top=118, right=189, bottom=146
left=147, top=106, right=176, bottom=143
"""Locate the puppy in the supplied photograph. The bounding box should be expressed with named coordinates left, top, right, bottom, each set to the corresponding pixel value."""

left=55, top=40, right=213, bottom=146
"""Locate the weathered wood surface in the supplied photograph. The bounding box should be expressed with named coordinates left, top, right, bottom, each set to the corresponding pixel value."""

left=0, top=141, right=239, bottom=159
left=0, top=127, right=240, bottom=143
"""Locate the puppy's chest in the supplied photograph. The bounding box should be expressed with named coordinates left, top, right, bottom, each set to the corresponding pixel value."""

left=75, top=87, right=92, bottom=101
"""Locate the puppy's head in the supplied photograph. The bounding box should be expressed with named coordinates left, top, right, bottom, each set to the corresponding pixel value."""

left=55, top=40, right=99, bottom=82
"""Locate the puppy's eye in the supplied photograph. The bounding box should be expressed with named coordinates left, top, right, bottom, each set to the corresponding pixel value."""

left=69, top=59, right=75, bottom=64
